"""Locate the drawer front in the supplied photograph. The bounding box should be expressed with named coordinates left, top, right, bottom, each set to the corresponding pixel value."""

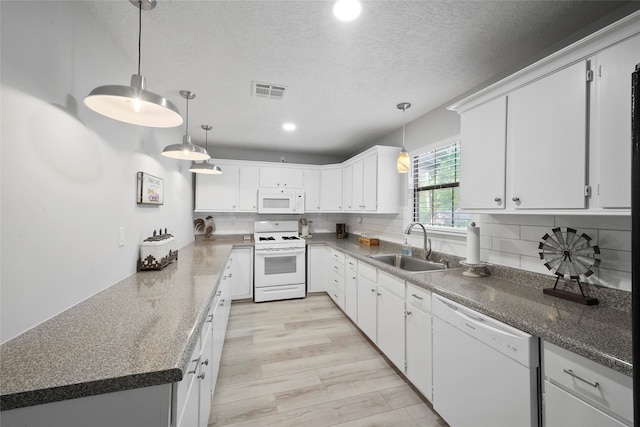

left=327, top=283, right=345, bottom=310
left=406, top=283, right=432, bottom=313
left=358, top=261, right=377, bottom=282
left=328, top=248, right=345, bottom=265
left=329, top=258, right=346, bottom=277
left=329, top=269, right=346, bottom=294
left=378, top=270, right=404, bottom=298
left=346, top=255, right=358, bottom=273
left=543, top=341, right=632, bottom=423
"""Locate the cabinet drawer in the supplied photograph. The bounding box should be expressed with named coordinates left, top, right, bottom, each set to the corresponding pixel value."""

left=329, top=270, right=346, bottom=294
left=327, top=283, right=345, bottom=310
left=406, top=283, right=431, bottom=313
left=329, top=258, right=345, bottom=277
left=346, top=255, right=357, bottom=272
left=543, top=341, right=632, bottom=423
left=328, top=248, right=345, bottom=264
left=358, top=261, right=377, bottom=282
left=378, top=270, right=404, bottom=298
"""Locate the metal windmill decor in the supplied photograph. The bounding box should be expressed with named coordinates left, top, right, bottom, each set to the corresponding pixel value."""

left=538, top=227, right=600, bottom=305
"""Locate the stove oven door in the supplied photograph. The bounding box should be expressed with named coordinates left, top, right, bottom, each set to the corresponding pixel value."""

left=254, top=246, right=306, bottom=288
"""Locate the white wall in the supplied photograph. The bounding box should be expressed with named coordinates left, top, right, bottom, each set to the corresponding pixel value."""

left=0, top=2, right=195, bottom=343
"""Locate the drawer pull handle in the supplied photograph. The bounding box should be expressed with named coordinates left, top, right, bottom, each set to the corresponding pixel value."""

left=563, top=369, right=599, bottom=388
left=411, top=293, right=423, bottom=300
left=197, top=372, right=206, bottom=380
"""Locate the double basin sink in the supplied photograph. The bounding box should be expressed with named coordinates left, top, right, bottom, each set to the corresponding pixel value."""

left=367, top=254, right=448, bottom=273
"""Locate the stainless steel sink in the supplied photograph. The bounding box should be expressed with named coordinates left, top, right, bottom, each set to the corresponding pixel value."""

left=367, top=254, right=447, bottom=272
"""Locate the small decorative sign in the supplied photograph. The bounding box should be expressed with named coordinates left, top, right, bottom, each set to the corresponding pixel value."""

left=137, top=172, right=164, bottom=205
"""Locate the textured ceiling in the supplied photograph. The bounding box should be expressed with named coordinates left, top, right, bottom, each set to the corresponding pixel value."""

left=82, top=0, right=636, bottom=159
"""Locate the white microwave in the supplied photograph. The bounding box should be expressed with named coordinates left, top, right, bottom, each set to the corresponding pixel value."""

left=257, top=188, right=305, bottom=214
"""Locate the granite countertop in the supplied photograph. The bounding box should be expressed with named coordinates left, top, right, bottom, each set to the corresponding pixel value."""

left=0, top=239, right=247, bottom=411
left=308, top=234, right=632, bottom=377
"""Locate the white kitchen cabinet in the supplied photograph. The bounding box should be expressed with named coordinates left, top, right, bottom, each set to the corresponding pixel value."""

left=343, top=147, right=399, bottom=213
left=195, top=162, right=240, bottom=212
left=306, top=244, right=326, bottom=293
left=405, top=284, right=433, bottom=401
left=230, top=247, right=253, bottom=300
left=345, top=255, right=358, bottom=322
left=459, top=96, right=507, bottom=209
left=304, top=168, right=321, bottom=212
left=376, top=271, right=405, bottom=371
left=594, top=33, right=640, bottom=209
left=350, top=155, right=378, bottom=212
left=542, top=341, right=632, bottom=427
left=507, top=61, right=588, bottom=209
left=342, top=163, right=353, bottom=211
left=356, top=262, right=377, bottom=342
left=211, top=277, right=231, bottom=399
left=327, top=248, right=346, bottom=310
left=259, top=166, right=304, bottom=188
left=238, top=165, right=259, bottom=212
left=320, top=166, right=343, bottom=212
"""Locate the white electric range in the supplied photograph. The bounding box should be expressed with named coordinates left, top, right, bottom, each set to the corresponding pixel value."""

left=253, top=221, right=306, bottom=302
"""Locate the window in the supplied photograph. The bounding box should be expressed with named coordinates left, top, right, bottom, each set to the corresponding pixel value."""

left=411, top=140, right=470, bottom=228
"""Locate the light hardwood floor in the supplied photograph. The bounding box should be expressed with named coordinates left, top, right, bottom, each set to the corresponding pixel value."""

left=209, top=294, right=448, bottom=426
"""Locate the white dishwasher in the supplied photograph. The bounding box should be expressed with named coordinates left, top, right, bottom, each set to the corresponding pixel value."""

left=432, top=295, right=540, bottom=427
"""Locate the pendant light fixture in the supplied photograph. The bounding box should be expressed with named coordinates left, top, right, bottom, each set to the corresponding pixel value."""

left=161, top=91, right=210, bottom=161
left=396, top=102, right=411, bottom=173
left=189, top=125, right=222, bottom=174
left=83, top=0, right=182, bottom=128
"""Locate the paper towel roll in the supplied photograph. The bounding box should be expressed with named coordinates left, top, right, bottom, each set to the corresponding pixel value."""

left=466, top=222, right=480, bottom=264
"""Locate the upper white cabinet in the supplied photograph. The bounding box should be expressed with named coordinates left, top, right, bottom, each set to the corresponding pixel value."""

left=304, top=169, right=321, bottom=212
left=195, top=161, right=240, bottom=212
left=259, top=166, right=304, bottom=188
left=320, top=166, right=343, bottom=212
left=238, top=165, right=259, bottom=212
left=459, top=96, right=507, bottom=209
left=594, top=33, right=640, bottom=209
left=342, top=163, right=354, bottom=211
left=507, top=61, right=588, bottom=209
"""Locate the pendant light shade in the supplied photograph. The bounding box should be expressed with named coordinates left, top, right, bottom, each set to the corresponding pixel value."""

left=83, top=0, right=182, bottom=128
left=190, top=125, right=223, bottom=174
left=162, top=91, right=210, bottom=161
left=396, top=102, right=411, bottom=173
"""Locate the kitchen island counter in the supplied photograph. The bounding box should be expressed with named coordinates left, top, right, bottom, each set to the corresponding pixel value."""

left=0, top=238, right=247, bottom=411
left=307, top=234, right=632, bottom=377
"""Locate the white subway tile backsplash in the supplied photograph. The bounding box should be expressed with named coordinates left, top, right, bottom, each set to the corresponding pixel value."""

left=520, top=255, right=552, bottom=276
left=492, top=237, right=538, bottom=257
left=597, top=268, right=632, bottom=292
left=598, top=248, right=632, bottom=272
left=485, top=250, right=521, bottom=268
left=555, top=215, right=631, bottom=230
left=482, top=223, right=520, bottom=239
left=520, top=225, right=552, bottom=242
left=598, top=229, right=631, bottom=251
left=493, top=214, right=555, bottom=227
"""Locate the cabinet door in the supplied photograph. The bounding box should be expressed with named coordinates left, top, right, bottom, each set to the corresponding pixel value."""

left=198, top=321, right=214, bottom=427
left=230, top=248, right=253, bottom=300
left=351, top=160, right=364, bottom=210
left=345, top=257, right=358, bottom=322
left=281, top=168, right=304, bottom=187
left=320, top=167, right=343, bottom=211
left=377, top=282, right=405, bottom=371
left=258, top=167, right=281, bottom=187
left=596, top=34, right=640, bottom=208
left=304, top=169, right=321, bottom=212
left=306, top=245, right=326, bottom=293
left=356, top=276, right=377, bottom=342
left=459, top=96, right=507, bottom=209
left=361, top=154, right=377, bottom=211
left=259, top=167, right=304, bottom=188
left=238, top=165, right=259, bottom=211
left=406, top=307, right=432, bottom=401
left=508, top=61, right=588, bottom=209
left=195, top=162, right=240, bottom=212
left=342, top=164, right=354, bottom=211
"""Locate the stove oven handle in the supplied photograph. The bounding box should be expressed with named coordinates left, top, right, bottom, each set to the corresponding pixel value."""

left=255, top=247, right=306, bottom=256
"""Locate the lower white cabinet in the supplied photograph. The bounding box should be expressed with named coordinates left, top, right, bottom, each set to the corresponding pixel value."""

left=405, top=283, right=433, bottom=401
left=542, top=341, right=632, bottom=426
left=345, top=255, right=358, bottom=322
left=356, top=261, right=378, bottom=342
left=306, top=245, right=326, bottom=293
left=229, top=247, right=253, bottom=300
left=376, top=271, right=405, bottom=371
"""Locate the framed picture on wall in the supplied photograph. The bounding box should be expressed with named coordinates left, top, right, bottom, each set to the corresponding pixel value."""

left=137, top=172, right=164, bottom=205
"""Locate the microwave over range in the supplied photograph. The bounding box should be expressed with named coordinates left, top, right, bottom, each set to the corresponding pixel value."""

left=257, top=188, right=305, bottom=214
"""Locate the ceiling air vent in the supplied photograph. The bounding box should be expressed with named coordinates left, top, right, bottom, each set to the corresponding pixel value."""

left=253, top=81, right=286, bottom=100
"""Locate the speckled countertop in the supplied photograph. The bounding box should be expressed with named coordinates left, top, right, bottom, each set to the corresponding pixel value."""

left=0, top=238, right=251, bottom=411
left=307, top=234, right=632, bottom=377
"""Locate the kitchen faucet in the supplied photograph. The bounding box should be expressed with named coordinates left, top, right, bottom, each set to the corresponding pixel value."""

left=405, top=222, right=431, bottom=260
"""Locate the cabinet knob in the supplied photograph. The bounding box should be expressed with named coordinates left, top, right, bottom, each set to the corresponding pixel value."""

left=494, top=197, right=501, bottom=203
left=512, top=197, right=520, bottom=202
left=371, top=288, right=376, bottom=293
left=206, top=314, right=213, bottom=322
left=201, top=358, right=209, bottom=366
left=197, top=372, right=206, bottom=380
left=405, top=310, right=412, bottom=316
left=377, top=292, right=381, bottom=296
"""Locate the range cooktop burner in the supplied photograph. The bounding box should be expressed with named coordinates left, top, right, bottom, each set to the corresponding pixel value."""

left=282, top=236, right=300, bottom=240
left=259, top=236, right=276, bottom=241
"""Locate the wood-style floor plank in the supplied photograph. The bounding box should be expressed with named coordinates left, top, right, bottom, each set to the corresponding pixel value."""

left=209, top=294, right=447, bottom=426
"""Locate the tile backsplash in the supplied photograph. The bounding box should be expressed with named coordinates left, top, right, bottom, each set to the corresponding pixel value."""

left=197, top=211, right=631, bottom=292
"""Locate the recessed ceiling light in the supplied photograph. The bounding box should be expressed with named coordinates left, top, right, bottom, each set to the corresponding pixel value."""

left=333, top=0, right=361, bottom=21
left=283, top=123, right=296, bottom=131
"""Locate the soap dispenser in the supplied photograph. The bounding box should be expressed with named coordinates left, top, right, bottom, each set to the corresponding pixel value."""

left=402, top=237, right=412, bottom=256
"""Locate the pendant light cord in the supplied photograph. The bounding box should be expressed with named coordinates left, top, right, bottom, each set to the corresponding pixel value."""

left=185, top=97, right=189, bottom=136
left=137, top=1, right=142, bottom=75
left=402, top=106, right=406, bottom=149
